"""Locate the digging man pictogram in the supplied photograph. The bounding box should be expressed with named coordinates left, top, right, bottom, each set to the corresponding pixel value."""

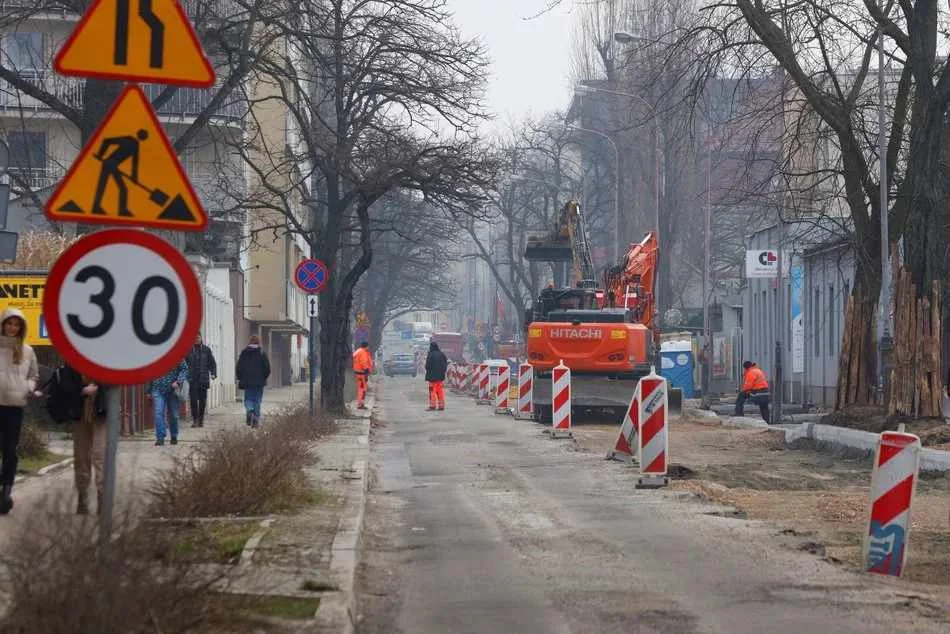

left=92, top=129, right=148, bottom=217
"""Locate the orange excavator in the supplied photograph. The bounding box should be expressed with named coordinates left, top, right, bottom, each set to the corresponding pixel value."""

left=524, top=200, right=659, bottom=423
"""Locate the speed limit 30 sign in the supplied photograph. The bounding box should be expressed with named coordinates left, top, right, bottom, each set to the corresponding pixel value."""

left=44, top=229, right=202, bottom=385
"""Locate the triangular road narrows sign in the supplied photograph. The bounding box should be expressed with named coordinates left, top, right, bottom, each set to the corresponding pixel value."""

left=55, top=0, right=214, bottom=87
left=46, top=85, right=207, bottom=231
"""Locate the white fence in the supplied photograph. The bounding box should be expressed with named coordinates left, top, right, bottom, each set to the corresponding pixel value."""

left=204, top=267, right=236, bottom=408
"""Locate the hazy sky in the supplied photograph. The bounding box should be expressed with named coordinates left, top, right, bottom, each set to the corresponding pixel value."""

left=446, top=0, right=577, bottom=135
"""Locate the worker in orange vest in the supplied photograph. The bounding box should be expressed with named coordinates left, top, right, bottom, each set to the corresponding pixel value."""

left=352, top=341, right=373, bottom=410
left=735, top=360, right=770, bottom=422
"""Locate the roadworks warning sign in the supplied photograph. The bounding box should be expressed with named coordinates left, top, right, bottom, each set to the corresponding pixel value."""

left=54, top=0, right=214, bottom=87
left=45, top=85, right=207, bottom=231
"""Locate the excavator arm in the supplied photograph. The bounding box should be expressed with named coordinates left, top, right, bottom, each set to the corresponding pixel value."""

left=524, top=200, right=596, bottom=288
left=603, top=232, right=658, bottom=331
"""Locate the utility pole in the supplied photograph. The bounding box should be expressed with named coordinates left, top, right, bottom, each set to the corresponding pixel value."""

left=701, top=153, right=711, bottom=406
left=773, top=218, right=785, bottom=425
left=876, top=14, right=891, bottom=406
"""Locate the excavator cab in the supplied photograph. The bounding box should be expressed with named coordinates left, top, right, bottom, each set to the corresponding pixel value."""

left=525, top=287, right=598, bottom=326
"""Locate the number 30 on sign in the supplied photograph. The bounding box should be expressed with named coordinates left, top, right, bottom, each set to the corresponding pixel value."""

left=44, top=229, right=202, bottom=385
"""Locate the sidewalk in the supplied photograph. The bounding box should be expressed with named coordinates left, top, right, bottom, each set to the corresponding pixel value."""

left=0, top=381, right=373, bottom=631
left=0, top=384, right=308, bottom=541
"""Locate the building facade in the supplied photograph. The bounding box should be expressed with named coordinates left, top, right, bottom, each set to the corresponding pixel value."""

left=0, top=1, right=282, bottom=410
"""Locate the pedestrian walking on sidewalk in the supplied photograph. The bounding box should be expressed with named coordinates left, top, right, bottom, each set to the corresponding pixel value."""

left=148, top=359, right=189, bottom=446
left=735, top=360, right=771, bottom=423
left=186, top=333, right=217, bottom=428
left=0, top=308, right=39, bottom=515
left=424, top=341, right=448, bottom=411
left=353, top=341, right=373, bottom=410
left=237, top=335, right=270, bottom=427
left=73, top=372, right=107, bottom=515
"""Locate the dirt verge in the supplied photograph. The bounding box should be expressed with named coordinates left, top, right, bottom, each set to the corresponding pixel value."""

left=572, top=418, right=950, bottom=590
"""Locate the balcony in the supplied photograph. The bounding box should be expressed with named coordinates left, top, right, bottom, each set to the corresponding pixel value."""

left=0, top=72, right=245, bottom=122
left=185, top=217, right=244, bottom=262
left=8, top=165, right=62, bottom=192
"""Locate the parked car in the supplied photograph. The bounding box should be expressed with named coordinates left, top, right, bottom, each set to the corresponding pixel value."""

left=384, top=353, right=417, bottom=377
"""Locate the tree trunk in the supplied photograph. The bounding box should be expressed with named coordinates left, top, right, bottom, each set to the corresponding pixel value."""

left=889, top=269, right=943, bottom=417
left=892, top=105, right=946, bottom=418
left=835, top=273, right=878, bottom=409
left=318, top=291, right=354, bottom=413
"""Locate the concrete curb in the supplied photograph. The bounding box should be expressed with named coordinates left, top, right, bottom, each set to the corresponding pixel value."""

left=692, top=409, right=950, bottom=472
left=312, top=402, right=373, bottom=633
left=36, top=456, right=74, bottom=476
left=14, top=456, right=75, bottom=482
left=785, top=422, right=950, bottom=472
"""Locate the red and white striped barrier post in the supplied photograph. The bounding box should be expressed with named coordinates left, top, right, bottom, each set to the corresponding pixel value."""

left=515, top=363, right=534, bottom=420
left=464, top=365, right=474, bottom=395
left=636, top=368, right=669, bottom=488
left=459, top=364, right=470, bottom=394
left=864, top=430, right=921, bottom=577
left=476, top=363, right=490, bottom=405
left=494, top=364, right=511, bottom=414
left=550, top=360, right=572, bottom=439
left=608, top=381, right=640, bottom=463
left=449, top=364, right=459, bottom=391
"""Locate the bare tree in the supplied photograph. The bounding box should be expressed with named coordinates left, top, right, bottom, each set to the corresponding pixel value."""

left=678, top=0, right=950, bottom=415
left=355, top=194, right=460, bottom=352
left=460, top=117, right=592, bottom=336
left=231, top=0, right=495, bottom=412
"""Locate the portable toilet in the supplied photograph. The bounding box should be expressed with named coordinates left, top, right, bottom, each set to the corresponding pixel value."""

left=660, top=339, right=695, bottom=398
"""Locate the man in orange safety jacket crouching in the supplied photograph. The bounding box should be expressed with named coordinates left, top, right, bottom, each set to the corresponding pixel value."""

left=735, top=360, right=770, bottom=422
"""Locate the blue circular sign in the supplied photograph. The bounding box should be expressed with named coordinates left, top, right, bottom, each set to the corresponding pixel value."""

left=294, top=258, right=328, bottom=293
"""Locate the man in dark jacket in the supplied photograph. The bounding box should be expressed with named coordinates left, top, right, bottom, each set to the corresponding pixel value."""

left=186, top=333, right=218, bottom=428
left=236, top=335, right=271, bottom=428
left=424, top=341, right=449, bottom=411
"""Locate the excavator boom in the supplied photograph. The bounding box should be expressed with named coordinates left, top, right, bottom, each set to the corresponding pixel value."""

left=603, top=232, right=658, bottom=332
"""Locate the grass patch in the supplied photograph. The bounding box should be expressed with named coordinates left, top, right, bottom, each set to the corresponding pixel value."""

left=16, top=421, right=48, bottom=459
left=239, top=594, right=321, bottom=620
left=153, top=520, right=261, bottom=565
left=17, top=451, right=68, bottom=475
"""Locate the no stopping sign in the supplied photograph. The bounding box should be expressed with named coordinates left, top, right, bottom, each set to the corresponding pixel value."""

left=44, top=229, right=202, bottom=384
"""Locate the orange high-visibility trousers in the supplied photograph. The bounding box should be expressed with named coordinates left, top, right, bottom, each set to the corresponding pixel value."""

left=428, top=381, right=445, bottom=409
left=356, top=374, right=368, bottom=406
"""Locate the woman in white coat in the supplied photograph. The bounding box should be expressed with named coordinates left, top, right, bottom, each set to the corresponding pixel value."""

left=0, top=307, right=39, bottom=514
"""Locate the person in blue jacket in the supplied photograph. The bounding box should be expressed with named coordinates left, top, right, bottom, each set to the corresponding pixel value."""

left=147, top=358, right=189, bottom=446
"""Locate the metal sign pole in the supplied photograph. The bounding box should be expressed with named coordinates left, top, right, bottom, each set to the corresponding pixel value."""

left=98, top=386, right=121, bottom=556
left=309, top=315, right=316, bottom=416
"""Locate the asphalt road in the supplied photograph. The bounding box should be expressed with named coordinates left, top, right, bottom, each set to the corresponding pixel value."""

left=355, top=377, right=949, bottom=634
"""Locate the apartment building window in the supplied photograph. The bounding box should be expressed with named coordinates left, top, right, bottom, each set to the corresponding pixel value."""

left=814, top=287, right=821, bottom=357
left=3, top=33, right=44, bottom=77
left=7, top=131, right=48, bottom=185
